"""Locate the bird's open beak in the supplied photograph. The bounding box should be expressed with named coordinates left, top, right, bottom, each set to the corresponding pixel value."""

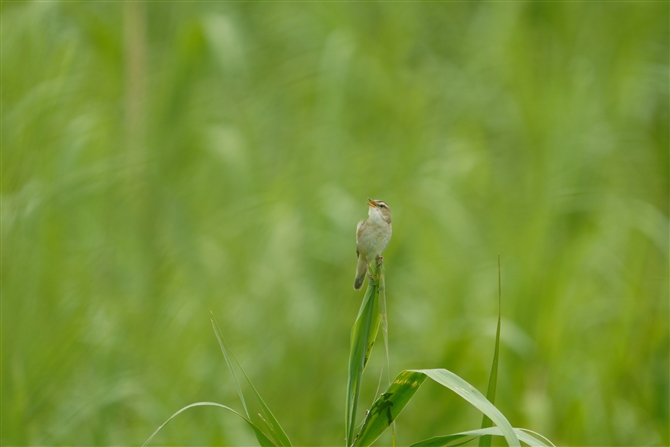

left=367, top=198, right=377, bottom=208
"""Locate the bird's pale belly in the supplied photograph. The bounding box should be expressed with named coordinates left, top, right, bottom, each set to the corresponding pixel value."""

left=357, top=222, right=391, bottom=262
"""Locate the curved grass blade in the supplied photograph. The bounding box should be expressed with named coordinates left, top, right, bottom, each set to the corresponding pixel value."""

left=142, top=402, right=275, bottom=447
left=418, top=369, right=519, bottom=447
left=479, top=255, right=502, bottom=447
left=518, top=429, right=556, bottom=447
left=410, top=427, right=553, bottom=447
left=352, top=369, right=520, bottom=447
left=211, top=316, right=292, bottom=447
left=409, top=432, right=477, bottom=447
left=346, top=263, right=382, bottom=446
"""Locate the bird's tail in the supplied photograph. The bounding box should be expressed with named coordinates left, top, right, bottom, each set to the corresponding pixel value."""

left=353, top=256, right=368, bottom=290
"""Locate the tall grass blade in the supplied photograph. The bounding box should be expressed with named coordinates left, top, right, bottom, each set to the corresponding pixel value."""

left=142, top=402, right=275, bottom=447
left=410, top=427, right=553, bottom=447
left=211, top=315, right=293, bottom=447
left=479, top=256, right=502, bottom=447
left=378, top=266, right=396, bottom=446
left=211, top=315, right=250, bottom=417
left=346, top=263, right=382, bottom=446
left=352, top=369, right=520, bottom=447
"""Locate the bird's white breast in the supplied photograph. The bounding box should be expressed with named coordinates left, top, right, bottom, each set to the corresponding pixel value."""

left=356, top=209, right=392, bottom=262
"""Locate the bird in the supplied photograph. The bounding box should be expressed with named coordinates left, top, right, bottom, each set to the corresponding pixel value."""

left=354, top=198, right=392, bottom=290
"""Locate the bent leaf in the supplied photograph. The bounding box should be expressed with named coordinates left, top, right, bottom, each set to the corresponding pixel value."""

left=417, top=369, right=520, bottom=447
left=352, top=369, right=521, bottom=447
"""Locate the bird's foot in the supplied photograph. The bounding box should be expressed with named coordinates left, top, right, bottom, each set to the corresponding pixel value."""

left=376, top=255, right=384, bottom=266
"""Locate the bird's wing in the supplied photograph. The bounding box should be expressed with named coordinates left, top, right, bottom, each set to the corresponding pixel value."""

left=355, top=220, right=365, bottom=257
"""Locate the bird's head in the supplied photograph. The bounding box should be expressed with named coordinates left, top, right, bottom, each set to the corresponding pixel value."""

left=367, top=198, right=392, bottom=224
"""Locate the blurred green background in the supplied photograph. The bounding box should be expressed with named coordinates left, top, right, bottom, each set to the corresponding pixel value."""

left=3, top=2, right=668, bottom=446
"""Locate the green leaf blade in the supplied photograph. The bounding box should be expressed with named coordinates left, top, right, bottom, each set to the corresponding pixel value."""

left=353, top=370, right=427, bottom=447
left=346, top=263, right=382, bottom=446
left=480, top=256, right=502, bottom=447
left=211, top=316, right=250, bottom=417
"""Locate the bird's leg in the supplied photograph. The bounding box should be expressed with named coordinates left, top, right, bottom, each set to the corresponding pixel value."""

left=376, top=255, right=384, bottom=266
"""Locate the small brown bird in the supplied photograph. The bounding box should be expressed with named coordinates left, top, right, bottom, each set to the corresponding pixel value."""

left=354, top=198, right=392, bottom=290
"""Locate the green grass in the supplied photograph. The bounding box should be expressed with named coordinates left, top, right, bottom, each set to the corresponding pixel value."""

left=3, top=2, right=668, bottom=446
left=144, top=262, right=551, bottom=447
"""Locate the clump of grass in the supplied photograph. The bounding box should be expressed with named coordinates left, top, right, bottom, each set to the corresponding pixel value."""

left=144, top=259, right=554, bottom=447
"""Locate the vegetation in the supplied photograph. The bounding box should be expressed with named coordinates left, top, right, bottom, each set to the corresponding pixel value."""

left=3, top=2, right=668, bottom=446
left=143, top=263, right=552, bottom=447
